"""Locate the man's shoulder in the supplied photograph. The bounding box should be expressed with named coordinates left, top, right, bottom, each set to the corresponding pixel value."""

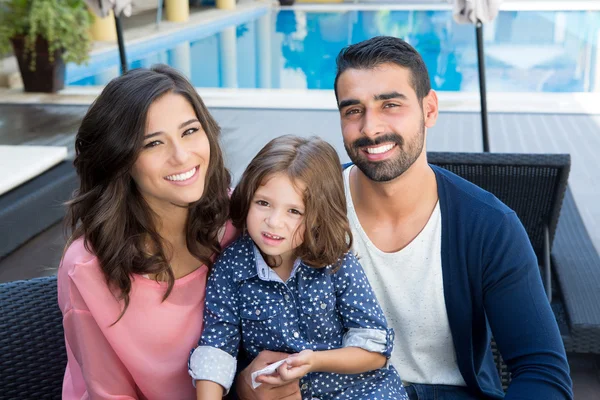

left=431, top=164, right=513, bottom=219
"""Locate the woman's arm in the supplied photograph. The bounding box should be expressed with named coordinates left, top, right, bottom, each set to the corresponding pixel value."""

left=62, top=308, right=138, bottom=399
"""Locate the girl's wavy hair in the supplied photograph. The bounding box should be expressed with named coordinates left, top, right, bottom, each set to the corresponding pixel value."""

left=230, top=135, right=352, bottom=271
left=66, top=65, right=231, bottom=322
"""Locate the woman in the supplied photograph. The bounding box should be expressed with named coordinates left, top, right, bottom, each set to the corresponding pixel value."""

left=58, top=65, right=236, bottom=399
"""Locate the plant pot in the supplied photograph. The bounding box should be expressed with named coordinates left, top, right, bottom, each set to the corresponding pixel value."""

left=10, top=36, right=66, bottom=93
left=279, top=0, right=295, bottom=5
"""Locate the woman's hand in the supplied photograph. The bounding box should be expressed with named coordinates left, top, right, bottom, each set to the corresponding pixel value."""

left=259, top=350, right=314, bottom=386
left=235, top=350, right=301, bottom=400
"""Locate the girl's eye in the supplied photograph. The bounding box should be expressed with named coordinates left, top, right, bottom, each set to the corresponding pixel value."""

left=183, top=127, right=199, bottom=136
left=143, top=140, right=161, bottom=149
left=289, top=209, right=303, bottom=216
left=256, top=200, right=269, bottom=207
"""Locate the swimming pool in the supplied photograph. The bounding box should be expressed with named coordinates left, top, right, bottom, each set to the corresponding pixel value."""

left=67, top=8, right=600, bottom=93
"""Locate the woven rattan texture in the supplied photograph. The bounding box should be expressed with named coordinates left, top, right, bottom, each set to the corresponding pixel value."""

left=428, top=152, right=570, bottom=260
left=553, top=188, right=600, bottom=353
left=491, top=338, right=511, bottom=390
left=0, top=276, right=65, bottom=399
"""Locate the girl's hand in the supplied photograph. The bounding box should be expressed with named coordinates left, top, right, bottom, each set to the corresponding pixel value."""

left=258, top=350, right=314, bottom=386
left=237, top=350, right=301, bottom=400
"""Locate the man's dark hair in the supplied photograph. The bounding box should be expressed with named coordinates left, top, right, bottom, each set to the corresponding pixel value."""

left=334, top=36, right=432, bottom=103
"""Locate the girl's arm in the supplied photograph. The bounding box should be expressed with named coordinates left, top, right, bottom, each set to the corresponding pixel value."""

left=258, top=252, right=392, bottom=386
left=258, top=347, right=385, bottom=385
left=196, top=380, right=225, bottom=400
left=188, top=248, right=242, bottom=395
left=309, top=347, right=386, bottom=373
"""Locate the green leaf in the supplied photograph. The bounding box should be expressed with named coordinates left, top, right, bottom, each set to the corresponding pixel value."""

left=0, top=0, right=93, bottom=70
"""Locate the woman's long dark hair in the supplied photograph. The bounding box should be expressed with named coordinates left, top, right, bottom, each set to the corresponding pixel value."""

left=66, top=65, right=231, bottom=322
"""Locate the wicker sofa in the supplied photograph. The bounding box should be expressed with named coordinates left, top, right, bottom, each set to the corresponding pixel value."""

left=1, top=152, right=599, bottom=398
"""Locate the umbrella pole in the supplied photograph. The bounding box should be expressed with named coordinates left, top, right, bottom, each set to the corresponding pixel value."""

left=476, top=20, right=490, bottom=152
left=114, top=12, right=128, bottom=74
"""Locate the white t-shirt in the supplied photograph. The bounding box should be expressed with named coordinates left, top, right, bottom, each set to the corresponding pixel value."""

left=343, top=166, right=466, bottom=386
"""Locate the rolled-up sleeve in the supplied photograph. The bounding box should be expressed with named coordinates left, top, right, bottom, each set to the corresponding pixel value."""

left=188, top=346, right=237, bottom=391
left=342, top=327, right=394, bottom=357
left=188, top=249, right=242, bottom=389
left=333, top=253, right=395, bottom=358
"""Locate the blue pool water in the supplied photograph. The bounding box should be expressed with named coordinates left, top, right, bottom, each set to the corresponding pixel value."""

left=67, top=9, right=600, bottom=92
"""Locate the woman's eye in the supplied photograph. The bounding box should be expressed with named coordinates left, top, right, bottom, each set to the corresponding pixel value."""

left=143, top=140, right=161, bottom=149
left=289, top=209, right=303, bottom=216
left=256, top=200, right=269, bottom=207
left=183, top=127, right=199, bottom=136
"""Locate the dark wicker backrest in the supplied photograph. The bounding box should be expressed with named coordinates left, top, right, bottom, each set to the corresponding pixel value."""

left=0, top=275, right=65, bottom=400
left=428, top=152, right=571, bottom=258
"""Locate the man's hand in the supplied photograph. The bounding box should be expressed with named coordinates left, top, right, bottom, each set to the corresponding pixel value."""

left=235, top=350, right=301, bottom=400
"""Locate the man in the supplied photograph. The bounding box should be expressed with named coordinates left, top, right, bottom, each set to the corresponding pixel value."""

left=235, top=36, right=573, bottom=400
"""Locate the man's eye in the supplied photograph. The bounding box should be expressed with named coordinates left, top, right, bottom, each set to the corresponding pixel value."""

left=384, top=103, right=399, bottom=108
left=346, top=109, right=361, bottom=115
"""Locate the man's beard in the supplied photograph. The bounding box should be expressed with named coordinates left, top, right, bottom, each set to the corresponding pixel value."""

left=344, top=122, right=425, bottom=182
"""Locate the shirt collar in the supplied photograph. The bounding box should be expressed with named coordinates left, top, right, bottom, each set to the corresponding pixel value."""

left=231, top=234, right=302, bottom=283
left=253, top=245, right=302, bottom=283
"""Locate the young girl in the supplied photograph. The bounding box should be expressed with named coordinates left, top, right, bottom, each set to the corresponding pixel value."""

left=189, top=135, right=407, bottom=400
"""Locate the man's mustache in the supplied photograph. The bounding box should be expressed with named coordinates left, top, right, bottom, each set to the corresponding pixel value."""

left=352, top=134, right=404, bottom=150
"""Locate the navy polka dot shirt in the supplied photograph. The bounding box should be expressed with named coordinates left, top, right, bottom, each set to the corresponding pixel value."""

left=189, top=234, right=406, bottom=399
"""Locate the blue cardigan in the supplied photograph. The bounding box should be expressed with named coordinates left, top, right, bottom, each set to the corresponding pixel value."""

left=431, top=165, right=572, bottom=399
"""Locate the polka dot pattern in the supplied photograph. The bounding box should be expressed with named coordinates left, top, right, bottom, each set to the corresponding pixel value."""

left=188, top=345, right=236, bottom=391
left=191, top=234, right=408, bottom=399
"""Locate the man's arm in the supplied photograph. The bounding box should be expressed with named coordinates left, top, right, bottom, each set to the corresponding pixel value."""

left=483, top=212, right=573, bottom=399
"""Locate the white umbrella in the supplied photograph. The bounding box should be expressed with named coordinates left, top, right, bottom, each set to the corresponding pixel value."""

left=86, top=0, right=132, bottom=18
left=452, top=0, right=500, bottom=24
left=451, top=0, right=502, bottom=152
left=85, top=0, right=134, bottom=74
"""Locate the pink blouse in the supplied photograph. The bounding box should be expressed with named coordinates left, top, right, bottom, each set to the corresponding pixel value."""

left=57, top=222, right=237, bottom=400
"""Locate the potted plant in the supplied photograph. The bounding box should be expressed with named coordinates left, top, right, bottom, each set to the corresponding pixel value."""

left=0, top=0, right=92, bottom=92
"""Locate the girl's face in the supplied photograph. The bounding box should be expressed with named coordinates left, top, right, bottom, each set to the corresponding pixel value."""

left=246, top=173, right=306, bottom=266
left=130, top=92, right=210, bottom=214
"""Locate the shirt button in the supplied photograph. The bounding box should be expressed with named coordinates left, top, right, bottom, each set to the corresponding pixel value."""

left=255, top=309, right=261, bottom=316
left=293, top=331, right=300, bottom=339
left=284, top=294, right=291, bottom=301
left=301, top=383, right=308, bottom=390
left=320, top=302, right=327, bottom=310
